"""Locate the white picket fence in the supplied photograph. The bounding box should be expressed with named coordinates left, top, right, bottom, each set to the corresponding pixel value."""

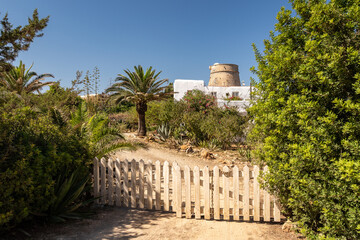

left=93, top=157, right=282, bottom=222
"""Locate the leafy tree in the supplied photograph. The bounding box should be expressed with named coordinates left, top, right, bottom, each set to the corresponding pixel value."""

left=0, top=60, right=54, bottom=94
left=106, top=65, right=170, bottom=136
left=0, top=9, right=49, bottom=72
left=250, top=0, right=360, bottom=238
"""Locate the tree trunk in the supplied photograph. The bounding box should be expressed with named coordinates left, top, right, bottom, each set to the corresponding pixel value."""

left=136, top=102, right=147, bottom=136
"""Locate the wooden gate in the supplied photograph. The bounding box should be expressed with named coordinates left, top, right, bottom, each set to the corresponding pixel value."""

left=93, top=157, right=282, bottom=222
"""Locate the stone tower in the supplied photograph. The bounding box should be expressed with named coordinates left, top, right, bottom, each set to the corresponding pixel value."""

left=208, top=63, right=240, bottom=87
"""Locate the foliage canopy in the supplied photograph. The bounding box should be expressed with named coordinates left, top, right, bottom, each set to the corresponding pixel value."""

left=250, top=0, right=360, bottom=238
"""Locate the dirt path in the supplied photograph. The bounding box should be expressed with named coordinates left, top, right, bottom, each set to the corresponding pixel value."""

left=27, top=207, right=300, bottom=240
left=115, top=133, right=246, bottom=169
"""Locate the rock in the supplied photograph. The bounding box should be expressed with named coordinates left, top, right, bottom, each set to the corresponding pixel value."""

left=282, top=220, right=296, bottom=232
left=200, top=149, right=215, bottom=159
left=180, top=145, right=189, bottom=151
left=185, top=146, right=193, bottom=154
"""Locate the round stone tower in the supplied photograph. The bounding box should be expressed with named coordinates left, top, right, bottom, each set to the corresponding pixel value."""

left=208, top=63, right=240, bottom=87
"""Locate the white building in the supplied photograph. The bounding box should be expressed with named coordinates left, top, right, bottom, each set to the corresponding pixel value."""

left=174, top=79, right=251, bottom=114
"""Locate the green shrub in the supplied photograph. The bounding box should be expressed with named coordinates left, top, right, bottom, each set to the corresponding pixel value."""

left=0, top=106, right=90, bottom=230
left=250, top=0, right=360, bottom=238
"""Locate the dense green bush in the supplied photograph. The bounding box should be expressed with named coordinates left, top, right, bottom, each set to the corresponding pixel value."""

left=250, top=0, right=360, bottom=238
left=0, top=106, right=90, bottom=230
left=146, top=91, right=247, bottom=149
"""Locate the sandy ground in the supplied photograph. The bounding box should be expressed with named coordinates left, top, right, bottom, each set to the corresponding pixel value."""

left=24, top=207, right=300, bottom=240
left=4, top=134, right=302, bottom=240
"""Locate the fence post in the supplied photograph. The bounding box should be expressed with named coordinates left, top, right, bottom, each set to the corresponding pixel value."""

left=223, top=166, right=230, bottom=220
left=185, top=165, right=191, bottom=218
left=233, top=166, right=240, bottom=221
left=164, top=161, right=170, bottom=211
left=274, top=198, right=281, bottom=222
left=175, top=164, right=182, bottom=218
left=100, top=157, right=107, bottom=205
left=139, top=160, right=145, bottom=209
left=115, top=159, right=121, bottom=206
left=122, top=160, right=129, bottom=207
left=213, top=166, right=220, bottom=220
left=263, top=166, right=271, bottom=222
left=147, top=161, right=153, bottom=210
left=194, top=166, right=201, bottom=219
left=108, top=158, right=114, bottom=206
left=131, top=159, right=137, bottom=208
left=243, top=165, right=250, bottom=221
left=204, top=166, right=210, bottom=220
left=155, top=160, right=161, bottom=210
left=254, top=166, right=260, bottom=221
left=94, top=157, right=100, bottom=204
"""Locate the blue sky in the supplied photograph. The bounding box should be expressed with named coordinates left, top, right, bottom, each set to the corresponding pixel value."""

left=1, top=0, right=292, bottom=92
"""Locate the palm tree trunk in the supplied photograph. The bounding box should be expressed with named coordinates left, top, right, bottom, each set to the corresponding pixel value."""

left=136, top=102, right=147, bottom=136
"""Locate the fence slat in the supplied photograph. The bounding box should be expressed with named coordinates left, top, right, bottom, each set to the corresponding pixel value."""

left=94, top=157, right=100, bottom=204
left=122, top=160, right=129, bottom=207
left=223, top=166, right=230, bottom=220
left=254, top=166, right=260, bottom=221
left=274, top=198, right=281, bottom=222
left=175, top=165, right=182, bottom=218
left=115, top=159, right=121, bottom=206
left=172, top=162, right=177, bottom=211
left=263, top=166, right=271, bottom=222
left=213, top=166, right=220, bottom=220
left=164, top=161, right=170, bottom=211
left=100, top=157, right=107, bottom=205
left=243, top=165, right=250, bottom=221
left=185, top=166, right=191, bottom=218
left=194, top=166, right=201, bottom=219
left=147, top=161, right=153, bottom=210
left=139, top=160, right=145, bottom=208
left=233, top=166, right=239, bottom=221
left=108, top=159, right=114, bottom=206
left=204, top=166, right=210, bottom=220
left=155, top=161, right=161, bottom=210
left=131, top=159, right=137, bottom=208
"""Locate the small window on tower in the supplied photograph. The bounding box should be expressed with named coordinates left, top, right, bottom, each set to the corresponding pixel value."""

left=232, top=92, right=239, bottom=97
left=210, top=92, right=217, bottom=98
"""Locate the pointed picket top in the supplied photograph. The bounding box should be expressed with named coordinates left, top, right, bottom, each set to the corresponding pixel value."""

left=193, top=165, right=201, bottom=219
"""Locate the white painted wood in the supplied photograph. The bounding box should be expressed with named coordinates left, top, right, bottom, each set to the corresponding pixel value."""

left=155, top=160, right=161, bottom=210
left=263, top=166, right=271, bottom=222
left=147, top=161, right=153, bottom=210
left=172, top=162, right=177, bottom=211
left=204, top=166, right=210, bottom=220
left=213, top=166, right=220, bottom=220
left=107, top=159, right=114, bottom=206
left=185, top=165, right=191, bottom=218
left=254, top=166, right=260, bottom=221
left=233, top=166, right=240, bottom=221
left=274, top=198, right=281, bottom=222
left=115, top=159, right=121, bottom=206
left=164, top=161, right=170, bottom=211
left=139, top=160, right=145, bottom=209
left=194, top=166, right=201, bottom=219
left=243, top=165, right=250, bottom=221
left=131, top=159, right=137, bottom=208
left=175, top=165, right=182, bottom=218
left=93, top=157, right=100, bottom=204
left=223, top=166, right=230, bottom=220
left=122, top=160, right=129, bottom=207
left=100, top=157, right=107, bottom=204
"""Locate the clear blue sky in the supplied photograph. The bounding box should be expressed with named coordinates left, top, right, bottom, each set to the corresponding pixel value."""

left=1, top=0, right=292, bottom=92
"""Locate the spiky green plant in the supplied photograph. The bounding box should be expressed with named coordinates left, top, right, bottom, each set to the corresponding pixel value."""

left=0, top=61, right=54, bottom=94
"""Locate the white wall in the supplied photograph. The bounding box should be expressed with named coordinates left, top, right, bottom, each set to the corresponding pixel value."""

left=173, top=79, right=252, bottom=113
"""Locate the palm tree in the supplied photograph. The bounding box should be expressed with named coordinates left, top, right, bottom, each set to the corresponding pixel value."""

left=106, top=65, right=170, bottom=136
left=0, top=60, right=54, bottom=94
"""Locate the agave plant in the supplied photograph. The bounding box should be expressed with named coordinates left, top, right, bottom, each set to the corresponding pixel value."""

left=0, top=61, right=54, bottom=95
left=157, top=122, right=172, bottom=141
left=35, top=169, right=97, bottom=223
